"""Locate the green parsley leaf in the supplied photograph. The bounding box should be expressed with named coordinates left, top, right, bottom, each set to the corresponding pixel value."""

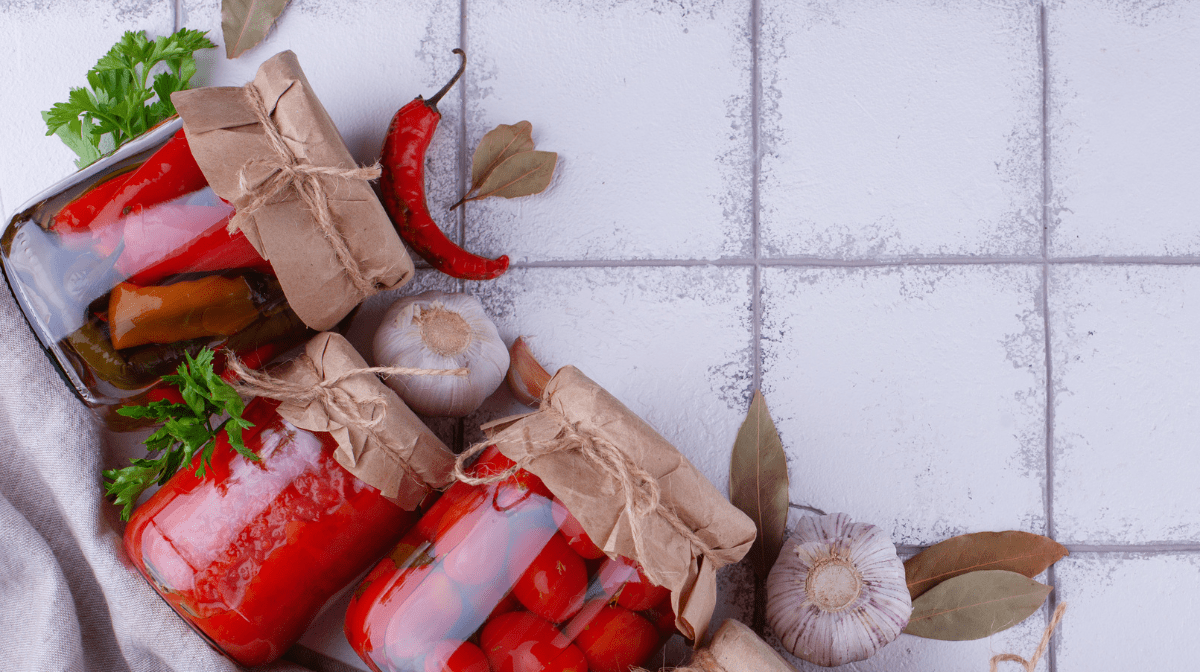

left=44, top=29, right=215, bottom=169
left=106, top=347, right=257, bottom=521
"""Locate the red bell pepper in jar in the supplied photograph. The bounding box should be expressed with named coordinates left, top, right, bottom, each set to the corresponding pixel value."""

left=50, top=169, right=135, bottom=236
left=344, top=446, right=675, bottom=672
left=124, top=398, right=423, bottom=668
left=51, top=128, right=271, bottom=280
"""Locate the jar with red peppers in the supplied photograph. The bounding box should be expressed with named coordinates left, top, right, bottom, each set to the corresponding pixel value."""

left=345, top=446, right=678, bottom=672
left=0, top=118, right=308, bottom=426
left=124, top=396, right=435, bottom=666
left=2, top=51, right=416, bottom=428
left=124, top=332, right=456, bottom=667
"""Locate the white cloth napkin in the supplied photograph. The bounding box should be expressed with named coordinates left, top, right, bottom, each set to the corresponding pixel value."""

left=0, top=289, right=312, bottom=672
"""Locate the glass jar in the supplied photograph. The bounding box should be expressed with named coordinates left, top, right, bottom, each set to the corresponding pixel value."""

left=124, top=395, right=424, bottom=667
left=0, top=118, right=310, bottom=427
left=345, top=446, right=678, bottom=672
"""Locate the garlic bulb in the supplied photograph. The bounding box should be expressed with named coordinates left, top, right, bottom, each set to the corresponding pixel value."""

left=373, top=290, right=509, bottom=417
left=765, top=513, right=911, bottom=667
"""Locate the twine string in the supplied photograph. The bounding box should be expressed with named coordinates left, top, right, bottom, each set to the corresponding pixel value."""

left=453, top=408, right=724, bottom=587
left=632, top=650, right=724, bottom=672
left=227, top=354, right=467, bottom=448
left=229, top=83, right=383, bottom=298
left=989, top=603, right=1067, bottom=672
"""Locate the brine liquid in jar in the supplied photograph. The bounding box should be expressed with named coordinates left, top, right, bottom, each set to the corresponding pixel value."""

left=0, top=118, right=310, bottom=428
left=123, top=396, right=421, bottom=667
left=345, top=446, right=678, bottom=672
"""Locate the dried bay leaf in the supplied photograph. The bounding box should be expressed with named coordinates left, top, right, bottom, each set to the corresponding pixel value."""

left=729, top=390, right=789, bottom=580
left=904, top=570, right=1053, bottom=641
left=453, top=122, right=557, bottom=209
left=222, top=0, right=290, bottom=59
left=470, top=121, right=535, bottom=192
left=905, top=530, right=1068, bottom=599
left=470, top=150, right=557, bottom=201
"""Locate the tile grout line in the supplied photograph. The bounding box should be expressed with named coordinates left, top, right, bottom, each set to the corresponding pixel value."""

left=751, top=0, right=762, bottom=395
left=1039, top=4, right=1060, bottom=671
left=502, top=255, right=1200, bottom=269
left=456, top=0, right=469, bottom=453
left=896, top=543, right=1200, bottom=555
left=749, top=0, right=766, bottom=635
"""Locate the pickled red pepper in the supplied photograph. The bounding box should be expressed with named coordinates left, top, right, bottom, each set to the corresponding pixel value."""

left=119, top=208, right=273, bottom=285
left=52, top=128, right=270, bottom=280
left=124, top=397, right=420, bottom=667
left=108, top=275, right=260, bottom=349
left=50, top=169, right=135, bottom=234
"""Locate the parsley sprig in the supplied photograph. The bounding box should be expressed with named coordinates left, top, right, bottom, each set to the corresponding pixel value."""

left=43, top=29, right=215, bottom=169
left=104, top=349, right=257, bottom=521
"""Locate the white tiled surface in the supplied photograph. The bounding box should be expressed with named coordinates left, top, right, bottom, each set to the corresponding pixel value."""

left=760, top=0, right=1043, bottom=259
left=761, top=265, right=1047, bottom=547
left=1054, top=553, right=1200, bottom=669
left=462, top=0, right=755, bottom=262
left=1050, top=265, right=1200, bottom=546
left=6, top=0, right=1200, bottom=671
left=1047, top=0, right=1200, bottom=257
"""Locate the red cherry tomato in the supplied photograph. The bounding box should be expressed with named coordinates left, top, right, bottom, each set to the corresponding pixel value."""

left=417, top=482, right=489, bottom=551
left=425, top=640, right=490, bottom=672
left=480, top=611, right=588, bottom=672
left=551, top=500, right=605, bottom=560
left=487, top=592, right=521, bottom=622
left=643, top=600, right=679, bottom=639
left=513, top=532, right=587, bottom=623
left=597, top=556, right=670, bottom=611
left=345, top=546, right=435, bottom=657
left=384, top=572, right=465, bottom=661
left=574, top=605, right=659, bottom=672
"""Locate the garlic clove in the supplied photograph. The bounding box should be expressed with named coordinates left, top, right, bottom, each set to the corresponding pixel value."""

left=506, top=336, right=552, bottom=406
left=373, top=290, right=509, bottom=417
left=765, top=513, right=912, bottom=667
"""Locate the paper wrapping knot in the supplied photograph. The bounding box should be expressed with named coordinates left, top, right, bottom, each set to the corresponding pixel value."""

left=172, top=51, right=415, bottom=331
left=232, top=332, right=456, bottom=509
left=230, top=82, right=382, bottom=298
left=459, top=366, right=757, bottom=642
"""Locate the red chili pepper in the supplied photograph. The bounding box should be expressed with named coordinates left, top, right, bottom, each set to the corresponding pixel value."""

left=379, top=49, right=509, bottom=281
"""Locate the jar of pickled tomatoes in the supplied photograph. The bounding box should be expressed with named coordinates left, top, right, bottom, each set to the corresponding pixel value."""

left=124, top=393, right=450, bottom=667
left=345, top=446, right=679, bottom=672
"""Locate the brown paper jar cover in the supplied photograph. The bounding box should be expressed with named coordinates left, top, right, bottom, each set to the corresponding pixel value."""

left=269, top=331, right=455, bottom=507
left=172, top=51, right=414, bottom=331
left=480, top=366, right=758, bottom=642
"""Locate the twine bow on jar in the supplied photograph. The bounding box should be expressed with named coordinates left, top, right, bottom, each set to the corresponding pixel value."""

left=453, top=407, right=724, bottom=589
left=229, top=355, right=460, bottom=435
left=229, top=83, right=383, bottom=298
